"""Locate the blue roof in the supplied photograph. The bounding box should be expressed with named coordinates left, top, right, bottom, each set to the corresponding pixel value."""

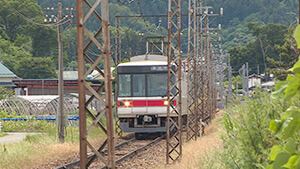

left=0, top=82, right=16, bottom=87
left=0, top=62, right=16, bottom=78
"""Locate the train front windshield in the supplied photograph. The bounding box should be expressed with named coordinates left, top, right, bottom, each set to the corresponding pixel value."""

left=118, top=73, right=167, bottom=97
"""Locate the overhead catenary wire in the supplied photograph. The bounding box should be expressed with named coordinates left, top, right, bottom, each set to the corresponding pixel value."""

left=118, top=0, right=135, bottom=5
left=2, top=0, right=70, bottom=27
left=137, top=0, right=157, bottom=34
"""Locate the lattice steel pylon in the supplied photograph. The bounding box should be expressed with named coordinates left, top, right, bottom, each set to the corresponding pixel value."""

left=186, top=0, right=199, bottom=141
left=77, top=0, right=115, bottom=168
left=197, top=0, right=207, bottom=133
left=166, top=0, right=182, bottom=164
left=114, top=15, right=122, bottom=136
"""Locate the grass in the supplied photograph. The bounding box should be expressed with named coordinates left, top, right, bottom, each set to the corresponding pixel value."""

left=0, top=117, right=106, bottom=168
left=0, top=134, right=79, bottom=168
left=0, top=131, right=7, bottom=137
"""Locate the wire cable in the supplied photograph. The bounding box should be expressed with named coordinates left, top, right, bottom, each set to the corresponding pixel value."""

left=2, top=0, right=70, bottom=27
left=137, top=0, right=156, bottom=33
left=118, top=0, right=135, bottom=5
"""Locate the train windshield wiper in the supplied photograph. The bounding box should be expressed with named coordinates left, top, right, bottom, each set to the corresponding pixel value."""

left=161, top=92, right=167, bottom=98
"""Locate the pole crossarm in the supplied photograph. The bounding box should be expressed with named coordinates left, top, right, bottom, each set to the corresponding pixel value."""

left=166, top=0, right=182, bottom=164
left=77, top=0, right=115, bottom=168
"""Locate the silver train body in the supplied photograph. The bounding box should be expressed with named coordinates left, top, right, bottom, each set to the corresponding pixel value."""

left=117, top=54, right=187, bottom=134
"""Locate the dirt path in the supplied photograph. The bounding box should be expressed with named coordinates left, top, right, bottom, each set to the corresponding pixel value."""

left=165, top=111, right=223, bottom=169
left=0, top=132, right=41, bottom=144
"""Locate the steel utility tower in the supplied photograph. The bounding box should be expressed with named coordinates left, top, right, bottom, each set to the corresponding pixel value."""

left=186, top=0, right=199, bottom=141
left=166, top=0, right=182, bottom=164
left=77, top=0, right=115, bottom=168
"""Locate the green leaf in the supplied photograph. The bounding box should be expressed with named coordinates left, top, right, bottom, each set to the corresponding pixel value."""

left=284, top=75, right=300, bottom=101
left=271, top=81, right=288, bottom=100
left=266, top=164, right=273, bottom=169
left=273, top=152, right=291, bottom=169
left=282, top=155, right=300, bottom=169
left=269, top=145, right=284, bottom=161
left=269, top=119, right=282, bottom=133
left=284, top=139, right=296, bottom=155
left=282, top=106, right=300, bottom=120
left=290, top=56, right=300, bottom=74
left=293, top=25, right=300, bottom=49
left=281, top=117, right=300, bottom=139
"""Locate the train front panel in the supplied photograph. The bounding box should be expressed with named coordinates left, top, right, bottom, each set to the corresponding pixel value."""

left=117, top=60, right=177, bottom=133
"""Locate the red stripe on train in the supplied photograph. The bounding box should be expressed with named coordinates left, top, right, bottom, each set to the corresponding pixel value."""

left=118, top=100, right=177, bottom=107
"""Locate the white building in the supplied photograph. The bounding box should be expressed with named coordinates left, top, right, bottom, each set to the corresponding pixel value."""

left=248, top=74, right=262, bottom=89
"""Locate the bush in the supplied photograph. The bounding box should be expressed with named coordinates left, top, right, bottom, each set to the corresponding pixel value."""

left=217, top=92, right=283, bottom=168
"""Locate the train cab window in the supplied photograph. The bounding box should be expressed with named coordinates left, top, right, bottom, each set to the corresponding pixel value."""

left=118, top=74, right=131, bottom=97
left=132, top=74, right=145, bottom=96
left=147, top=74, right=167, bottom=96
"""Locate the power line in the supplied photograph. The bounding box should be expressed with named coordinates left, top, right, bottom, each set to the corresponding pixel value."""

left=2, top=0, right=70, bottom=27
left=137, top=0, right=157, bottom=34
left=118, top=0, right=135, bottom=5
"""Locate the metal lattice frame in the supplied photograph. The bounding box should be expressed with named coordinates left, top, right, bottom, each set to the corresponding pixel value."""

left=186, top=0, right=198, bottom=141
left=198, top=4, right=209, bottom=127
left=203, top=9, right=212, bottom=121
left=114, top=15, right=122, bottom=136
left=77, top=0, right=115, bottom=168
left=166, top=0, right=182, bottom=164
left=146, top=37, right=166, bottom=55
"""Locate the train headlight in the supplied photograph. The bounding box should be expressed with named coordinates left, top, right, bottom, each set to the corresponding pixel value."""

left=124, top=101, right=131, bottom=107
left=163, top=100, right=169, bottom=106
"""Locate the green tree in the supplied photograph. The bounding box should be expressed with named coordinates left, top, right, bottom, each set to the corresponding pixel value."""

left=16, top=57, right=56, bottom=79
left=0, top=37, right=31, bottom=75
left=28, top=26, right=57, bottom=58
left=229, top=23, right=287, bottom=75
left=0, top=0, right=42, bottom=41
left=268, top=26, right=299, bottom=80
left=0, top=0, right=58, bottom=79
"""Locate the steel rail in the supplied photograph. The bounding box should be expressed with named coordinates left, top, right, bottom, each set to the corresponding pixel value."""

left=101, top=135, right=166, bottom=169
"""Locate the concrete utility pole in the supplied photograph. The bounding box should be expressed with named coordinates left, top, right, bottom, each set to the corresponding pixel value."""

left=227, top=54, right=232, bottom=98
left=57, top=2, right=65, bottom=143
left=236, top=78, right=238, bottom=97
left=44, top=3, right=76, bottom=143
left=246, top=62, right=249, bottom=97
left=241, top=64, right=246, bottom=97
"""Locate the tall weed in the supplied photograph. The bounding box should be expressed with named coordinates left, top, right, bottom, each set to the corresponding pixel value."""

left=217, top=92, right=284, bottom=168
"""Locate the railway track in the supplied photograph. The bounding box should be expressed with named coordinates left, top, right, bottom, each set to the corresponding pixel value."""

left=55, top=135, right=165, bottom=169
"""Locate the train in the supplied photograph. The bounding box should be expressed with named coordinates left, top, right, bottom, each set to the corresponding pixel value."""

left=116, top=54, right=187, bottom=138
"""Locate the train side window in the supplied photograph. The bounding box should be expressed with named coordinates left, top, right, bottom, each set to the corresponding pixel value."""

left=118, top=74, right=131, bottom=97
left=132, top=74, right=145, bottom=96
